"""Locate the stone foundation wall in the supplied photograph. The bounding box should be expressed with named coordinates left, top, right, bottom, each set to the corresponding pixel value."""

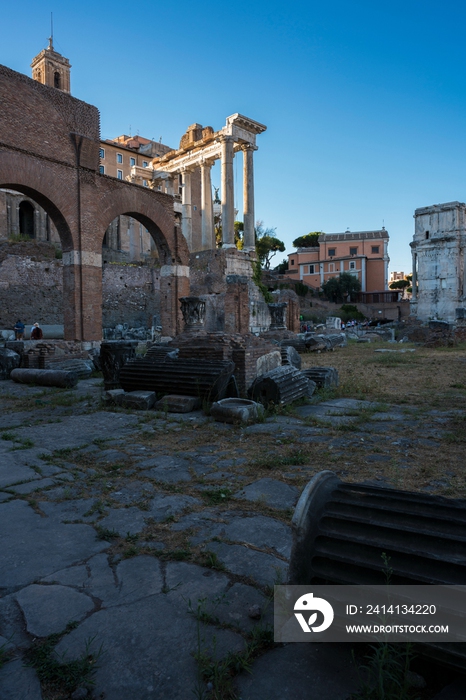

left=0, top=249, right=161, bottom=332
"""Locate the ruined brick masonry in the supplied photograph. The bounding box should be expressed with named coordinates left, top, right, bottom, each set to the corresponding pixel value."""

left=0, top=249, right=161, bottom=330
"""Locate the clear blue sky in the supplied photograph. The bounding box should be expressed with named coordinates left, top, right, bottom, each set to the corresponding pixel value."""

left=3, top=0, right=466, bottom=275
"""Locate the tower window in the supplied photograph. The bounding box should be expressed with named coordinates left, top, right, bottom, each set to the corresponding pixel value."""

left=54, top=71, right=61, bottom=89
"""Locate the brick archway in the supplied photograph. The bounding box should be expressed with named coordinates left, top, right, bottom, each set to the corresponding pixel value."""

left=0, top=63, right=190, bottom=340
left=91, top=178, right=190, bottom=336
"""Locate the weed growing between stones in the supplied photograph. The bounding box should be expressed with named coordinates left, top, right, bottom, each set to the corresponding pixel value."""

left=350, top=643, right=419, bottom=700
left=190, top=596, right=274, bottom=700
left=202, top=488, right=233, bottom=505
left=24, top=625, right=103, bottom=700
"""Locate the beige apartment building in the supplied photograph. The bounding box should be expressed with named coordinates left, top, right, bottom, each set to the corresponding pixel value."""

left=285, top=229, right=390, bottom=294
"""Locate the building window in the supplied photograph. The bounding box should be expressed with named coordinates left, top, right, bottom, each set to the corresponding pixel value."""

left=117, top=170, right=123, bottom=180
left=99, top=148, right=105, bottom=159
left=54, top=71, right=61, bottom=89
left=130, top=157, right=136, bottom=167
left=143, top=179, right=148, bottom=187
left=371, top=246, right=379, bottom=254
left=290, top=259, right=295, bottom=266
left=99, top=165, right=105, bottom=174
left=143, top=161, right=148, bottom=168
left=309, top=264, right=315, bottom=274
left=329, top=263, right=335, bottom=272
left=328, top=248, right=336, bottom=257
left=350, top=247, right=358, bottom=255
left=349, top=261, right=356, bottom=270
left=117, top=153, right=123, bottom=164
left=425, top=231, right=429, bottom=239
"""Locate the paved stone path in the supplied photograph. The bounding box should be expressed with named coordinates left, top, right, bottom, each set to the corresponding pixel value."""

left=0, top=379, right=457, bottom=699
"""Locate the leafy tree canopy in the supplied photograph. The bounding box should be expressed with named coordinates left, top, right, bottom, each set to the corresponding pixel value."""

left=255, top=221, right=285, bottom=270
left=292, top=232, right=321, bottom=248
left=322, top=273, right=361, bottom=302
left=389, top=279, right=410, bottom=290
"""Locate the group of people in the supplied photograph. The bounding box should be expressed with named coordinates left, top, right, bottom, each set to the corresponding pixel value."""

left=13, top=320, right=43, bottom=341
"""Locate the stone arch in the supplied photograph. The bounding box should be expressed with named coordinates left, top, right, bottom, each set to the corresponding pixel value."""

left=94, top=178, right=191, bottom=336
left=95, top=177, right=189, bottom=266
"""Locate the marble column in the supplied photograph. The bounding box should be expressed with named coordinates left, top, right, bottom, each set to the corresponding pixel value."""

left=201, top=161, right=214, bottom=250
left=221, top=136, right=235, bottom=248
left=411, top=251, right=417, bottom=301
left=181, top=168, right=193, bottom=250
left=243, top=145, right=257, bottom=251
left=166, top=176, right=174, bottom=197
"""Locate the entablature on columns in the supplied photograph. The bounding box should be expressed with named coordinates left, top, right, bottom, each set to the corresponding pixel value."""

left=130, top=113, right=266, bottom=181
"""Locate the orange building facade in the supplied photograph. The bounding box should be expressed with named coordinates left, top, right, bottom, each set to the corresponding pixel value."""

left=286, top=229, right=389, bottom=293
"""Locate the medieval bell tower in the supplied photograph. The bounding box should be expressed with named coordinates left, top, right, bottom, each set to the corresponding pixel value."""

left=31, top=37, right=71, bottom=94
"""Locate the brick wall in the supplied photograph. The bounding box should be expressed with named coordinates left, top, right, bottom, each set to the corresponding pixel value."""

left=0, top=248, right=162, bottom=331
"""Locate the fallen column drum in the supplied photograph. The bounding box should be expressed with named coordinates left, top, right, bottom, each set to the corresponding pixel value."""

left=289, top=471, right=466, bottom=671
left=119, top=357, right=235, bottom=402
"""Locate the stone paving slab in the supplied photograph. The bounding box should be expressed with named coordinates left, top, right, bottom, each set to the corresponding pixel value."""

left=0, top=458, right=41, bottom=489
left=0, top=500, right=108, bottom=589
left=233, top=478, right=300, bottom=511
left=206, top=542, right=288, bottom=587
left=15, top=584, right=95, bottom=637
left=6, top=477, right=57, bottom=494
left=235, top=643, right=359, bottom=699
left=54, top=592, right=245, bottom=700
left=9, top=412, right=141, bottom=451
left=0, top=659, right=43, bottom=700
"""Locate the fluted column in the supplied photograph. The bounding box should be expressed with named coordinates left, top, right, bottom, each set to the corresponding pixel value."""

left=221, top=136, right=235, bottom=248
left=181, top=168, right=193, bottom=250
left=243, top=145, right=257, bottom=251
left=201, top=161, right=214, bottom=250
left=411, top=251, right=417, bottom=301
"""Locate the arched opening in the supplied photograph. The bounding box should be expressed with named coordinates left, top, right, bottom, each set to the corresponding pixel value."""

left=0, top=184, right=73, bottom=336
left=19, top=200, right=35, bottom=238
left=101, top=213, right=162, bottom=335
left=54, top=71, right=61, bottom=89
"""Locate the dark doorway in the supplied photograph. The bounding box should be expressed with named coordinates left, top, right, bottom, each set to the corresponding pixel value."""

left=19, top=201, right=35, bottom=238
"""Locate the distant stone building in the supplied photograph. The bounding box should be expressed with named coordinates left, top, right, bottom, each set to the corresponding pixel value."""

left=285, top=229, right=390, bottom=293
left=390, top=271, right=405, bottom=282
left=410, top=201, right=466, bottom=322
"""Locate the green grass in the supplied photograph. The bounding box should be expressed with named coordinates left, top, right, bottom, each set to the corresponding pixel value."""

left=24, top=625, right=103, bottom=698
left=201, top=488, right=233, bottom=505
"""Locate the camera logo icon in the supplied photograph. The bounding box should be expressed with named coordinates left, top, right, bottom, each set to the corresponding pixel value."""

left=294, top=592, right=334, bottom=633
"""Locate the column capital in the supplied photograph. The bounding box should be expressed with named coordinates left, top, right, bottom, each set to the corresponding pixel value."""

left=241, top=143, right=258, bottom=152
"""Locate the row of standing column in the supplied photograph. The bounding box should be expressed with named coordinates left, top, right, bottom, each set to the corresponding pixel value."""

left=179, top=138, right=257, bottom=252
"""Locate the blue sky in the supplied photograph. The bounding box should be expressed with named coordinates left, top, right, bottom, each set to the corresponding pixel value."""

left=3, top=0, right=466, bottom=275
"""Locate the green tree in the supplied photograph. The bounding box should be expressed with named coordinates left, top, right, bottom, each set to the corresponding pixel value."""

left=292, top=232, right=321, bottom=248
left=322, top=273, right=361, bottom=302
left=389, top=279, right=409, bottom=291
left=275, top=258, right=289, bottom=273
left=255, top=221, right=285, bottom=270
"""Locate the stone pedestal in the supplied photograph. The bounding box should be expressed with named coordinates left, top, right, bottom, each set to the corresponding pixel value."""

left=180, top=296, right=206, bottom=332
left=268, top=303, right=287, bottom=330
left=100, top=340, right=137, bottom=391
